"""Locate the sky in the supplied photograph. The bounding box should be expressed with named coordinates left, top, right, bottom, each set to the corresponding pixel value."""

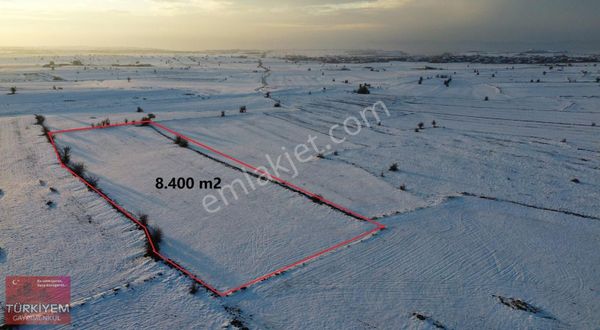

left=1, top=0, right=599, bottom=53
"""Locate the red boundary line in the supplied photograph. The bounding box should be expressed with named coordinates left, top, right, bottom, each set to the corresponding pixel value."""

left=48, top=120, right=385, bottom=297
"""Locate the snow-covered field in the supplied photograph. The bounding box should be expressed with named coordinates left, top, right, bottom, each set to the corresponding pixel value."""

left=54, top=123, right=377, bottom=292
left=1, top=52, right=599, bottom=329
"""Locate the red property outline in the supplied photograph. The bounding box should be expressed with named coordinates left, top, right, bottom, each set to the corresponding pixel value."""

left=48, top=120, right=385, bottom=296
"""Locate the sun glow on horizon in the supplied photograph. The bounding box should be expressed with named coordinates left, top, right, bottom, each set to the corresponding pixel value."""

left=1, top=0, right=599, bottom=53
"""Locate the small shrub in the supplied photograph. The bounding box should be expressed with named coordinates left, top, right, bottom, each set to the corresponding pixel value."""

left=41, top=126, right=51, bottom=141
left=95, top=118, right=111, bottom=127
left=137, top=107, right=144, bottom=113
left=147, top=113, right=156, bottom=119
left=35, top=114, right=46, bottom=125
left=494, top=295, right=542, bottom=314
left=273, top=101, right=281, bottom=108
left=60, top=146, right=71, bottom=164
left=86, top=175, right=99, bottom=189
left=175, top=136, right=188, bottom=147
left=230, top=319, right=245, bottom=328
left=316, top=153, right=324, bottom=159
left=152, top=227, right=163, bottom=244
left=145, top=240, right=155, bottom=257
left=571, top=178, right=580, bottom=184
left=70, top=162, right=86, bottom=176
left=310, top=194, right=324, bottom=204
left=389, top=163, right=399, bottom=172
left=138, top=214, right=149, bottom=227
left=139, top=117, right=150, bottom=125
left=356, top=83, right=370, bottom=94
left=144, top=225, right=163, bottom=255
left=189, top=283, right=198, bottom=294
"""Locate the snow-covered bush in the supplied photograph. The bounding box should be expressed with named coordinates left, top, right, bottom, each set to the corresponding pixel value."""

left=356, top=83, right=370, bottom=94
left=86, top=175, right=99, bottom=189
left=70, top=162, right=86, bottom=176
left=35, top=114, right=45, bottom=125
left=60, top=146, right=71, bottom=164
left=138, top=214, right=149, bottom=227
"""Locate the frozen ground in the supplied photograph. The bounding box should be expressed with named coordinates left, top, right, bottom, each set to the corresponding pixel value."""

left=53, top=124, right=376, bottom=291
left=1, top=52, right=599, bottom=329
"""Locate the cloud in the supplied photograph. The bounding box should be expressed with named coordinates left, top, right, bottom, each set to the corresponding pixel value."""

left=308, top=0, right=410, bottom=13
left=149, top=0, right=233, bottom=14
left=149, top=0, right=408, bottom=13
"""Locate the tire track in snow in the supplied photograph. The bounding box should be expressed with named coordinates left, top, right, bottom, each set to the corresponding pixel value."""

left=461, top=192, right=600, bottom=221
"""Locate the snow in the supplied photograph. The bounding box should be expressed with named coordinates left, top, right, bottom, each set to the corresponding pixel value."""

left=0, top=117, right=230, bottom=328
left=232, top=196, right=600, bottom=329
left=1, top=52, right=599, bottom=328
left=53, top=124, right=375, bottom=291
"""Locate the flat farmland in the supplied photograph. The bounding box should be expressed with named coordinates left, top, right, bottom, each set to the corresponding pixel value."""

left=53, top=123, right=376, bottom=292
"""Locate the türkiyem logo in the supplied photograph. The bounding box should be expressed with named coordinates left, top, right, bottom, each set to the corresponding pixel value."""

left=4, top=276, right=71, bottom=325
